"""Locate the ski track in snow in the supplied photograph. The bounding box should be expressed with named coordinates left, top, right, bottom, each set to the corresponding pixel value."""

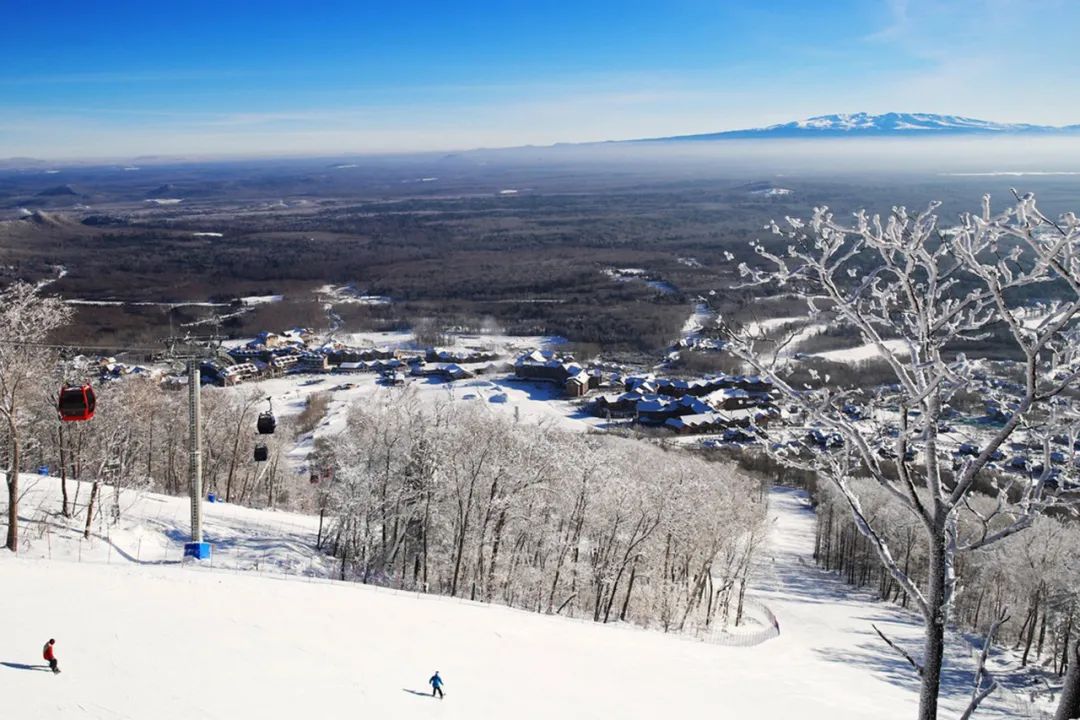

left=752, top=489, right=1032, bottom=719
left=680, top=302, right=712, bottom=340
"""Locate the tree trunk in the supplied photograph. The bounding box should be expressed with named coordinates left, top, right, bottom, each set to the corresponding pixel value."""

left=450, top=522, right=467, bottom=597
left=1038, top=608, right=1048, bottom=661
left=971, top=588, right=985, bottom=632
left=619, top=559, right=638, bottom=622
left=1022, top=593, right=1041, bottom=667
left=918, top=542, right=947, bottom=720
left=57, top=424, right=70, bottom=518
left=317, top=507, right=325, bottom=550
left=224, top=415, right=245, bottom=503
left=485, top=509, right=508, bottom=603
left=450, top=488, right=475, bottom=597
left=83, top=481, right=100, bottom=539
left=422, top=491, right=431, bottom=590
left=1056, top=634, right=1080, bottom=720
left=5, top=434, right=20, bottom=552
left=339, top=535, right=349, bottom=581
left=1061, top=610, right=1074, bottom=677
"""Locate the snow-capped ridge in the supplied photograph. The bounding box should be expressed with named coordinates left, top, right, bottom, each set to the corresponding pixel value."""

left=640, top=112, right=1080, bottom=141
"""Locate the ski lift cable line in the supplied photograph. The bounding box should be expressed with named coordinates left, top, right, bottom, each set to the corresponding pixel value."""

left=0, top=338, right=163, bottom=353
left=0, top=333, right=226, bottom=357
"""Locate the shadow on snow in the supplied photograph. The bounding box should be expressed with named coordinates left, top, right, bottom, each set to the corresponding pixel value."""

left=1, top=662, right=51, bottom=672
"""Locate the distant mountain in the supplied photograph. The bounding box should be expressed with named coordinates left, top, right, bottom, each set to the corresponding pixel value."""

left=0, top=157, right=49, bottom=169
left=640, top=113, right=1080, bottom=141
left=146, top=183, right=176, bottom=197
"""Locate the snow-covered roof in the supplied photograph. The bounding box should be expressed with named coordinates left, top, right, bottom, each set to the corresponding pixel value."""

left=665, top=412, right=728, bottom=430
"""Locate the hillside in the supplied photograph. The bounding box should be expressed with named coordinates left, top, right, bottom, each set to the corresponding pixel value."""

left=0, top=482, right=1036, bottom=719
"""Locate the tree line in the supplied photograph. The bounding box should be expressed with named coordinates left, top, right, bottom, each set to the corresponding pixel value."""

left=0, top=280, right=306, bottom=552
left=315, top=393, right=767, bottom=635
left=814, top=477, right=1080, bottom=673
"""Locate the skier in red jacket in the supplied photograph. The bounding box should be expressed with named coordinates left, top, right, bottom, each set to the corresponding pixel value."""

left=43, top=639, right=59, bottom=674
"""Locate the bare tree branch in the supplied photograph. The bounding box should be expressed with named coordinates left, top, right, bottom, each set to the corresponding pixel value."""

left=873, top=623, right=924, bottom=677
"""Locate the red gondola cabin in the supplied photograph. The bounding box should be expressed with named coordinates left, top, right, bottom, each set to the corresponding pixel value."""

left=58, top=384, right=96, bottom=422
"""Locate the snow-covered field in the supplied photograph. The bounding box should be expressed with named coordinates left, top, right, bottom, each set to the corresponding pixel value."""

left=10, top=476, right=327, bottom=574
left=812, top=338, right=910, bottom=364
left=240, top=294, right=284, bottom=305
left=739, top=315, right=914, bottom=366
left=742, top=315, right=805, bottom=336
left=232, top=371, right=604, bottom=471
left=680, top=302, right=712, bottom=340
left=318, top=284, right=392, bottom=305
left=0, top=485, right=1036, bottom=719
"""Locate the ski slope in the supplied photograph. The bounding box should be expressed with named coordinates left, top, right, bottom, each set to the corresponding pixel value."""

left=9, top=475, right=329, bottom=574
left=0, top=485, right=1035, bottom=719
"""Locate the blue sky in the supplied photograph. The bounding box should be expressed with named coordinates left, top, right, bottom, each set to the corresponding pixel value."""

left=2, top=0, right=1077, bottom=158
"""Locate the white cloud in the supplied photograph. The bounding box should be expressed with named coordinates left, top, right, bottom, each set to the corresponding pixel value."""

left=863, top=0, right=910, bottom=42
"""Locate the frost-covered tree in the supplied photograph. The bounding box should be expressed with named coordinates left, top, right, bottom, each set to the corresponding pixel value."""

left=323, top=390, right=767, bottom=633
left=0, top=282, right=71, bottom=552
left=723, top=194, right=1080, bottom=720
left=71, top=379, right=157, bottom=538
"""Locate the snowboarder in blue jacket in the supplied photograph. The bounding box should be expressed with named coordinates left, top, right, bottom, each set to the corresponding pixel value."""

left=429, top=671, right=444, bottom=699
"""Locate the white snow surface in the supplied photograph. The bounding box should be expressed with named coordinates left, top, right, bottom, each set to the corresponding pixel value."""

left=680, top=302, right=712, bottom=340
left=317, top=284, right=392, bottom=305
left=240, top=294, right=284, bottom=305
left=784, top=112, right=1029, bottom=133
left=10, top=475, right=325, bottom=572
left=0, top=485, right=1028, bottom=719
left=742, top=315, right=804, bottom=335
left=230, top=371, right=601, bottom=472
left=214, top=326, right=578, bottom=471
left=812, top=338, right=910, bottom=364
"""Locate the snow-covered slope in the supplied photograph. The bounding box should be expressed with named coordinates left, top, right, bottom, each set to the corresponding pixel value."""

left=642, top=112, right=1080, bottom=141
left=0, top=484, right=1036, bottom=719
left=9, top=475, right=328, bottom=573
